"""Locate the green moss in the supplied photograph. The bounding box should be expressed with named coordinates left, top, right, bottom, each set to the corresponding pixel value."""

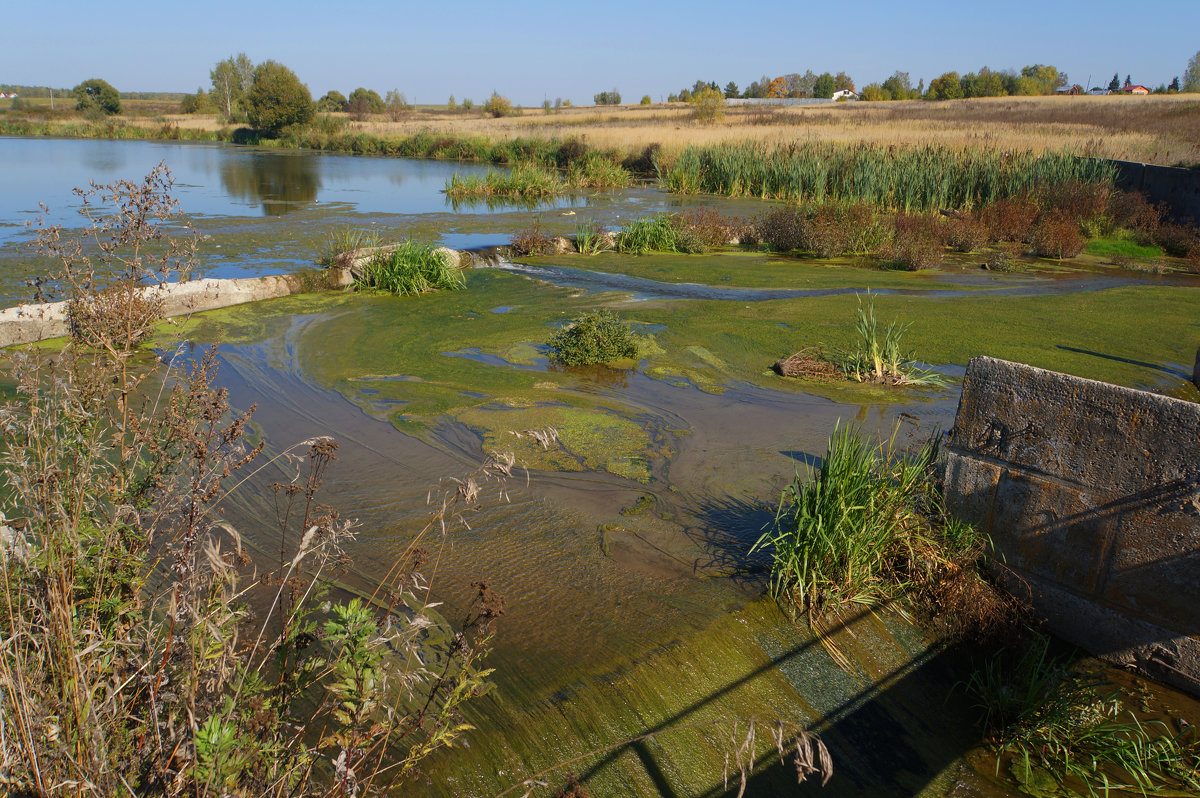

left=1085, top=237, right=1164, bottom=260
left=526, top=250, right=977, bottom=290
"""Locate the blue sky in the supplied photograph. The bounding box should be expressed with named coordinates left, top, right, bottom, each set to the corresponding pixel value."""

left=4, top=0, right=1197, bottom=102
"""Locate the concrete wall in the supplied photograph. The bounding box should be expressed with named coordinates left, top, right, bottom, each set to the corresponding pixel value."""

left=1110, top=160, right=1200, bottom=224
left=945, top=356, right=1200, bottom=695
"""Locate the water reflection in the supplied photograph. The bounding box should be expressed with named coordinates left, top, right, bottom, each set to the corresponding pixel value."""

left=219, top=151, right=320, bottom=215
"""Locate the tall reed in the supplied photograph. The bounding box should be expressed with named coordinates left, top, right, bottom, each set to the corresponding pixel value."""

left=661, top=141, right=1115, bottom=211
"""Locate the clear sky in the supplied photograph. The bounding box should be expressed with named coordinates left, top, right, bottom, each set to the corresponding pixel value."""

left=3, top=0, right=1197, bottom=102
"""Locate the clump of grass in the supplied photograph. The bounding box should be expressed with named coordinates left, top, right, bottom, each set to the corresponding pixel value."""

left=320, top=226, right=381, bottom=266
left=751, top=424, right=940, bottom=617
left=839, top=298, right=944, bottom=386
left=967, top=637, right=1200, bottom=796
left=617, top=215, right=682, bottom=254
left=546, top=308, right=639, bottom=366
left=574, top=223, right=614, bottom=255
left=356, top=239, right=465, bottom=296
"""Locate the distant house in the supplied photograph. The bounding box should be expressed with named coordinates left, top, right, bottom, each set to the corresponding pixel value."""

left=1088, top=87, right=1109, bottom=95
left=1120, top=85, right=1150, bottom=95
left=831, top=89, right=858, bottom=101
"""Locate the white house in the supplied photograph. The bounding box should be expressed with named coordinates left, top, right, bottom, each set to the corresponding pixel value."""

left=831, top=89, right=858, bottom=101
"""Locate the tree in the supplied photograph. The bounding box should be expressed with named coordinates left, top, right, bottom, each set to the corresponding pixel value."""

left=812, top=72, right=836, bottom=99
left=833, top=72, right=855, bottom=93
left=927, top=72, right=964, bottom=101
left=593, top=89, right=621, bottom=105
left=1108, top=73, right=1121, bottom=92
left=1169, top=76, right=1180, bottom=93
left=316, top=90, right=347, bottom=112
left=1184, top=51, right=1200, bottom=93
left=246, top=60, right=313, bottom=134
left=640, top=94, right=652, bottom=105
left=689, top=86, right=725, bottom=124
left=881, top=71, right=912, bottom=99
left=384, top=89, right=410, bottom=121
left=1020, top=64, right=1066, bottom=95
left=347, top=87, right=384, bottom=118
left=1124, top=74, right=1132, bottom=87
left=447, top=94, right=457, bottom=109
left=765, top=76, right=788, bottom=98
left=211, top=58, right=239, bottom=118
left=723, top=81, right=739, bottom=99
left=73, top=78, right=121, bottom=115
left=179, top=87, right=215, bottom=114
left=860, top=83, right=890, bottom=101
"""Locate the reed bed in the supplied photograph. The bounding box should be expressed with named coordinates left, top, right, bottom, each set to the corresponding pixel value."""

left=661, top=141, right=1116, bottom=211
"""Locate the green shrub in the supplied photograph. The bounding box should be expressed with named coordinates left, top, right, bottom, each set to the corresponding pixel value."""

left=484, top=92, right=514, bottom=117
left=546, top=309, right=639, bottom=366
left=689, top=87, right=726, bottom=124
left=357, top=240, right=465, bottom=296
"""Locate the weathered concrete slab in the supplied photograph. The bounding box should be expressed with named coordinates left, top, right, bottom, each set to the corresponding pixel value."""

left=0, top=274, right=305, bottom=349
left=946, top=356, right=1200, bottom=694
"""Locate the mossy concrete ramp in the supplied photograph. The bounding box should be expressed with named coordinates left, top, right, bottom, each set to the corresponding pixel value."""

left=945, top=356, right=1200, bottom=694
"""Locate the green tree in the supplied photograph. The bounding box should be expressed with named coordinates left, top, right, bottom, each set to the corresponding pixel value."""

left=723, top=81, right=739, bottom=98
left=593, top=88, right=621, bottom=105
left=1169, top=76, right=1180, bottom=93
left=860, top=83, right=890, bottom=101
left=813, top=72, right=836, bottom=99
left=640, top=94, right=652, bottom=105
left=73, top=78, right=121, bottom=115
left=447, top=94, right=457, bottom=109
left=246, top=60, right=313, bottom=134
left=1020, top=64, right=1066, bottom=94
left=833, top=72, right=855, bottom=92
left=179, top=87, right=215, bottom=114
left=927, top=72, right=964, bottom=100
left=315, top=90, right=347, bottom=112
left=1108, top=73, right=1121, bottom=92
left=1184, top=51, right=1200, bottom=92
left=881, top=71, right=912, bottom=99
left=347, top=87, right=384, bottom=117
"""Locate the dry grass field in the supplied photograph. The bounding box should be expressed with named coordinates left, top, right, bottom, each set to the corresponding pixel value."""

left=131, top=94, right=1200, bottom=166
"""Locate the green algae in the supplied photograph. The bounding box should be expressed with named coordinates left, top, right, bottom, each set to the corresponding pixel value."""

left=458, top=403, right=655, bottom=481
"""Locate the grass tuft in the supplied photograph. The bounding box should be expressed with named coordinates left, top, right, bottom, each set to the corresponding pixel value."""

left=356, top=240, right=465, bottom=296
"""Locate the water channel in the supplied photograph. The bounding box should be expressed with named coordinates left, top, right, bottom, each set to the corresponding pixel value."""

left=4, top=137, right=1196, bottom=796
